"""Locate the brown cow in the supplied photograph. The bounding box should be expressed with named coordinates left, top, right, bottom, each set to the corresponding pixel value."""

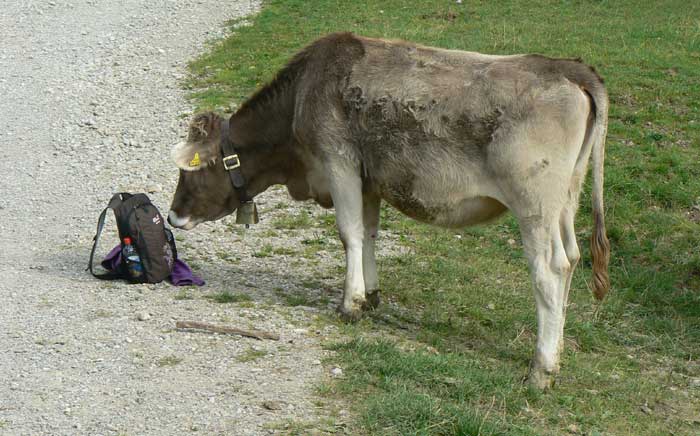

left=167, top=33, right=610, bottom=389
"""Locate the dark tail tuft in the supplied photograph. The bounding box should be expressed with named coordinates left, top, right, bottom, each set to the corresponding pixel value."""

left=590, top=210, right=610, bottom=300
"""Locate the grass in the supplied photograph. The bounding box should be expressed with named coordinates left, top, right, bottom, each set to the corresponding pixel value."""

left=206, top=291, right=253, bottom=304
left=187, top=0, right=700, bottom=434
left=236, top=346, right=269, bottom=363
left=252, top=243, right=299, bottom=257
left=174, top=288, right=195, bottom=300
left=252, top=243, right=274, bottom=258
left=271, top=211, right=314, bottom=230
left=156, top=356, right=183, bottom=367
left=216, top=249, right=238, bottom=262
left=274, top=286, right=317, bottom=307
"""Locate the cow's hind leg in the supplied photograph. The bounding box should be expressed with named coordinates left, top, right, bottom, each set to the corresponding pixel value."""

left=361, top=192, right=381, bottom=311
left=327, top=162, right=367, bottom=322
left=558, top=205, right=580, bottom=355
left=519, top=211, right=571, bottom=390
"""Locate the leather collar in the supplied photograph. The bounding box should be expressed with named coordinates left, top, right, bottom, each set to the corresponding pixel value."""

left=220, top=117, right=251, bottom=203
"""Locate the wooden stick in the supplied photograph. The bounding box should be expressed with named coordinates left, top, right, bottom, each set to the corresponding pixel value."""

left=175, top=321, right=280, bottom=341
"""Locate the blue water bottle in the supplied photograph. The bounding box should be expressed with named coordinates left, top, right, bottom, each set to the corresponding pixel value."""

left=122, top=237, right=144, bottom=279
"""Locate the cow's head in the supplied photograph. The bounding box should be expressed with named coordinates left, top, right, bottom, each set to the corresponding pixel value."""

left=168, top=112, right=239, bottom=230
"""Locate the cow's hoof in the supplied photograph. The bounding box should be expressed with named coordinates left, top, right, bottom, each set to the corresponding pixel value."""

left=527, top=367, right=555, bottom=391
left=362, top=290, right=381, bottom=311
left=336, top=304, right=363, bottom=323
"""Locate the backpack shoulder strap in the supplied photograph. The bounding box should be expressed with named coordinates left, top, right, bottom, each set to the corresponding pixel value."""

left=87, top=194, right=125, bottom=280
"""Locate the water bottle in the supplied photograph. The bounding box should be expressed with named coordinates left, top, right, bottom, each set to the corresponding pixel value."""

left=122, top=237, right=144, bottom=279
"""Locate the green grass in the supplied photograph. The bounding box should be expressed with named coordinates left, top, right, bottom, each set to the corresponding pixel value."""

left=272, top=246, right=298, bottom=256
left=174, top=288, right=195, bottom=300
left=236, top=347, right=269, bottom=363
left=252, top=243, right=275, bottom=258
left=274, top=286, right=318, bottom=307
left=206, top=291, right=253, bottom=304
left=187, top=0, right=700, bottom=434
left=156, top=356, right=183, bottom=367
left=271, top=211, right=314, bottom=230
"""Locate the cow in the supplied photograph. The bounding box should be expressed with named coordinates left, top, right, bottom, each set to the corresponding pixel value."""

left=167, top=33, right=610, bottom=389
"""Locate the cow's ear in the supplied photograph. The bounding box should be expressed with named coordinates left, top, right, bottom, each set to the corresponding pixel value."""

left=172, top=113, right=221, bottom=171
left=171, top=141, right=208, bottom=171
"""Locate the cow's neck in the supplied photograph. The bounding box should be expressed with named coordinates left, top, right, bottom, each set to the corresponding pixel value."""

left=227, top=78, right=307, bottom=200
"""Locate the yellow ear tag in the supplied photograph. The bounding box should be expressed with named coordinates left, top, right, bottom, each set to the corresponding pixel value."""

left=189, top=152, right=201, bottom=167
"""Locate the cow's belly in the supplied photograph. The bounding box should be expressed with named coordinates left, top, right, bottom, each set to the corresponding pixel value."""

left=382, top=187, right=507, bottom=228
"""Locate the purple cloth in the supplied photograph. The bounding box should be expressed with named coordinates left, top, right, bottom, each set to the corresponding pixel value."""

left=170, top=258, right=205, bottom=286
left=102, top=245, right=205, bottom=286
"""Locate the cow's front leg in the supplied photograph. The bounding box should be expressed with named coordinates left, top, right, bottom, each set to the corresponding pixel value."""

left=328, top=164, right=366, bottom=322
left=361, top=192, right=381, bottom=311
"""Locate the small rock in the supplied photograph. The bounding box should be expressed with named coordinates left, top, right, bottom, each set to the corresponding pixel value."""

left=330, top=367, right=343, bottom=377
left=262, top=400, right=283, bottom=411
left=640, top=404, right=652, bottom=415
left=507, top=238, right=516, bottom=245
left=486, top=303, right=495, bottom=310
left=136, top=311, right=150, bottom=321
left=567, top=423, right=580, bottom=434
left=147, top=184, right=162, bottom=193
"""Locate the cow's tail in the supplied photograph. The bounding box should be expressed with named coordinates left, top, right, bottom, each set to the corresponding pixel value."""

left=585, top=78, right=610, bottom=300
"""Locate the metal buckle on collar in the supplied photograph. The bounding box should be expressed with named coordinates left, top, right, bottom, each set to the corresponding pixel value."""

left=223, top=154, right=240, bottom=170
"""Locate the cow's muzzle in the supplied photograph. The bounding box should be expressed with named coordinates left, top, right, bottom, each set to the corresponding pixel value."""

left=167, top=210, right=198, bottom=230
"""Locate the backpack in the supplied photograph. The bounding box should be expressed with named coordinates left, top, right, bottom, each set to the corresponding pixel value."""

left=88, top=193, right=177, bottom=283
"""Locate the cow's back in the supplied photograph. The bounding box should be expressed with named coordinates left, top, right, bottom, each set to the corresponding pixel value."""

left=342, top=36, right=588, bottom=147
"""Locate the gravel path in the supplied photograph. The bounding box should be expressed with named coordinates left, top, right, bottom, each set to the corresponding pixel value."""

left=0, top=1, right=347, bottom=434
